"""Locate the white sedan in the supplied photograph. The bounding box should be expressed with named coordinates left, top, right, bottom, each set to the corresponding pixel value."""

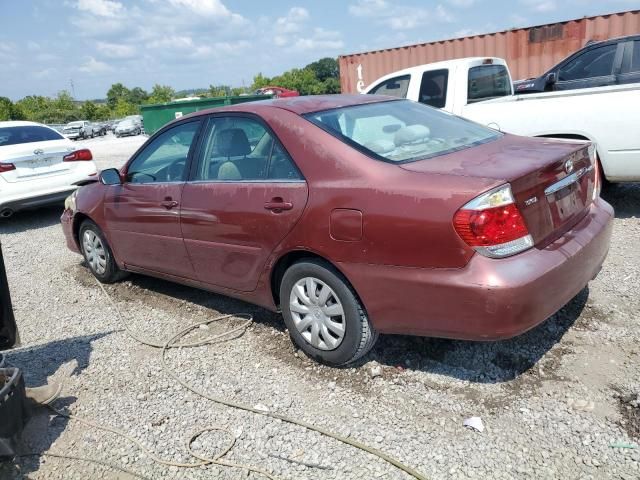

left=0, top=121, right=98, bottom=217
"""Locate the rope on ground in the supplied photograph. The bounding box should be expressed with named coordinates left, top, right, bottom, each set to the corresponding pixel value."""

left=40, top=279, right=429, bottom=479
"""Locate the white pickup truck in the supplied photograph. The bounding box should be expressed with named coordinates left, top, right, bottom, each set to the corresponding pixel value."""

left=364, top=57, right=640, bottom=182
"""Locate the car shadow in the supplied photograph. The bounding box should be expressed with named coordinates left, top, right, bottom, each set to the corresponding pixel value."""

left=367, top=287, right=589, bottom=384
left=0, top=206, right=63, bottom=234
left=0, top=333, right=110, bottom=478
left=601, top=182, right=640, bottom=219
left=121, top=273, right=285, bottom=333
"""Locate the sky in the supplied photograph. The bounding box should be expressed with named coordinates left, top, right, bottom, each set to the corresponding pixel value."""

left=0, top=0, right=637, bottom=100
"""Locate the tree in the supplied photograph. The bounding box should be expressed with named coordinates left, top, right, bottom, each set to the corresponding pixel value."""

left=128, top=87, right=149, bottom=106
left=272, top=68, right=324, bottom=95
left=251, top=73, right=271, bottom=90
left=106, top=83, right=131, bottom=109
left=113, top=98, right=138, bottom=117
left=80, top=101, right=98, bottom=120
left=16, top=95, right=51, bottom=122
left=147, top=84, right=175, bottom=104
left=0, top=97, right=25, bottom=121
left=306, top=57, right=339, bottom=82
left=95, top=104, right=112, bottom=120
left=207, top=85, right=231, bottom=97
left=322, top=77, right=341, bottom=94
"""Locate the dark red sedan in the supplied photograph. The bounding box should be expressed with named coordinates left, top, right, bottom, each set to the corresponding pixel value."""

left=61, top=95, right=613, bottom=366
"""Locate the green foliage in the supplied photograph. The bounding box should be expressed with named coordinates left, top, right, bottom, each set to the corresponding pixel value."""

left=0, top=97, right=25, bottom=121
left=207, top=85, right=231, bottom=97
left=305, top=57, right=339, bottom=82
left=251, top=73, right=272, bottom=90
left=113, top=98, right=138, bottom=117
left=128, top=87, right=149, bottom=105
left=147, top=84, right=175, bottom=104
left=106, top=83, right=130, bottom=109
left=80, top=101, right=98, bottom=120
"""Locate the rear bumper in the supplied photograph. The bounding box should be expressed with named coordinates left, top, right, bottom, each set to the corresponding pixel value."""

left=339, top=198, right=614, bottom=340
left=0, top=189, right=76, bottom=213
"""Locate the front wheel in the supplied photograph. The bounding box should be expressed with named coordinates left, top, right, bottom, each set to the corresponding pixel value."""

left=280, top=260, right=378, bottom=366
left=79, top=220, right=127, bottom=283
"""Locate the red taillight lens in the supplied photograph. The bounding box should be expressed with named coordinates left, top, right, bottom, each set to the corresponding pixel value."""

left=63, top=149, right=93, bottom=162
left=454, top=204, right=529, bottom=247
left=0, top=163, right=16, bottom=173
left=453, top=184, right=533, bottom=258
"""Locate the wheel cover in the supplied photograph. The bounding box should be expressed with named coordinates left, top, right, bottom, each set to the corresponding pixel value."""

left=289, top=277, right=345, bottom=351
left=82, top=230, right=107, bottom=275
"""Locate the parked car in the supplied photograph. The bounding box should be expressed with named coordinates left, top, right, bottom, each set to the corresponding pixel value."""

left=92, top=122, right=108, bottom=137
left=0, top=121, right=97, bottom=217
left=255, top=86, right=300, bottom=98
left=62, top=120, right=95, bottom=140
left=60, top=96, right=612, bottom=366
left=364, top=57, right=640, bottom=182
left=514, top=35, right=640, bottom=94
left=114, top=119, right=141, bottom=137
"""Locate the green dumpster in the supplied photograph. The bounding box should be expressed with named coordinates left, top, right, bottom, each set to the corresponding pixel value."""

left=140, top=95, right=270, bottom=135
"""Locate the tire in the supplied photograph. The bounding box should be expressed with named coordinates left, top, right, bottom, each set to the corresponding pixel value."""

left=79, top=220, right=127, bottom=284
left=280, top=259, right=378, bottom=366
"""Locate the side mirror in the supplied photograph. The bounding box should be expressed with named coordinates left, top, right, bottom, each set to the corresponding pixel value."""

left=99, top=168, right=122, bottom=185
left=545, top=72, right=557, bottom=85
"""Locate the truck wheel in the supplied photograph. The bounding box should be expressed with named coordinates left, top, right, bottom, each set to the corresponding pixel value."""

left=280, top=259, right=378, bottom=366
left=79, top=220, right=128, bottom=284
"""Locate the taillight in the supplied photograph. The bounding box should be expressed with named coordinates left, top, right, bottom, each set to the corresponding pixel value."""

left=590, top=146, right=601, bottom=201
left=63, top=149, right=93, bottom=162
left=453, top=184, right=533, bottom=258
left=0, top=163, right=16, bottom=173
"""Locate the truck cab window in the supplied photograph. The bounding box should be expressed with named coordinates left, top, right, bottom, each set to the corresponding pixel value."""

left=369, top=75, right=411, bottom=98
left=467, top=65, right=511, bottom=103
left=418, top=69, right=449, bottom=108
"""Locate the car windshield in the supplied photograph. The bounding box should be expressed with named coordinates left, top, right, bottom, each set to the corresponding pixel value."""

left=305, top=100, right=501, bottom=163
left=67, top=122, right=82, bottom=127
left=0, top=125, right=64, bottom=146
left=119, top=120, right=134, bottom=127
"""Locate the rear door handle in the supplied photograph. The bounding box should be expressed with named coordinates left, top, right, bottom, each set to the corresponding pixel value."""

left=264, top=199, right=293, bottom=212
left=161, top=199, right=179, bottom=209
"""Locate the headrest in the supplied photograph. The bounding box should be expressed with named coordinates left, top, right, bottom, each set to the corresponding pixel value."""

left=394, top=125, right=430, bottom=146
left=216, top=128, right=250, bottom=157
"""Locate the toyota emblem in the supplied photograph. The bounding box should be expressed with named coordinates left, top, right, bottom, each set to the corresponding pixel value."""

left=564, top=159, right=574, bottom=174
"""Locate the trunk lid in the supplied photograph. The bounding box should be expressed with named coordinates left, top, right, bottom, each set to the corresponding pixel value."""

left=400, top=134, right=597, bottom=246
left=0, top=139, right=76, bottom=183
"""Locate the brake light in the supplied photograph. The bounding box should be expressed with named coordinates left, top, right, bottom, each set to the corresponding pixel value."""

left=453, top=184, right=533, bottom=258
left=0, top=163, right=16, bottom=173
left=63, top=149, right=93, bottom=162
left=590, top=146, right=601, bottom=201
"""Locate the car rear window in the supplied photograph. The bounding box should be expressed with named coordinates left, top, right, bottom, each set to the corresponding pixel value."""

left=0, top=126, right=64, bottom=146
left=467, top=65, right=511, bottom=103
left=305, top=100, right=501, bottom=164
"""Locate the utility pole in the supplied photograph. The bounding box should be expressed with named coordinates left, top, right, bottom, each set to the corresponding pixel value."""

left=69, top=79, right=76, bottom=98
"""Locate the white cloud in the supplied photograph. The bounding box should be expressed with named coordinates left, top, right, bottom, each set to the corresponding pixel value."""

left=27, top=41, right=40, bottom=51
left=0, top=42, right=14, bottom=60
left=97, top=41, right=136, bottom=58
left=166, top=0, right=245, bottom=23
left=349, top=0, right=451, bottom=30
left=275, top=7, right=310, bottom=34
left=450, top=0, right=475, bottom=6
left=75, top=0, right=124, bottom=17
left=78, top=56, right=112, bottom=73
left=292, top=28, right=344, bottom=52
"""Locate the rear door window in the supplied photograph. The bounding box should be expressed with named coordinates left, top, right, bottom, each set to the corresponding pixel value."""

left=467, top=65, right=511, bottom=103
left=418, top=69, right=448, bottom=108
left=558, top=44, right=617, bottom=81
left=368, top=75, right=411, bottom=98
left=630, top=40, right=640, bottom=73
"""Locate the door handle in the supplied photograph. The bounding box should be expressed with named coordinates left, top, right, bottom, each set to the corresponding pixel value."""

left=264, top=198, right=293, bottom=212
left=161, top=199, right=179, bottom=209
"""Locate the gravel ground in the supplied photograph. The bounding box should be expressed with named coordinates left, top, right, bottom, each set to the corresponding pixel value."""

left=0, top=137, right=639, bottom=479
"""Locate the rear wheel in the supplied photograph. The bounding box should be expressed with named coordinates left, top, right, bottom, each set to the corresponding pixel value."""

left=79, top=220, right=127, bottom=283
left=280, top=259, right=377, bottom=366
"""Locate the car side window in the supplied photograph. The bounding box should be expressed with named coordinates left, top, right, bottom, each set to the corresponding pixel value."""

left=195, top=117, right=302, bottom=181
left=126, top=121, right=200, bottom=184
left=419, top=69, right=448, bottom=108
left=369, top=75, right=411, bottom=98
left=558, top=44, right=617, bottom=81
left=630, top=40, right=640, bottom=73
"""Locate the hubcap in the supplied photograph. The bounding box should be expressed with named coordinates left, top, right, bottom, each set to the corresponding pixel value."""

left=82, top=230, right=107, bottom=275
left=289, top=277, right=345, bottom=351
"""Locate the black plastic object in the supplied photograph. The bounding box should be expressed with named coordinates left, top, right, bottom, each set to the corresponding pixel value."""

left=0, top=368, right=27, bottom=458
left=0, top=242, right=18, bottom=350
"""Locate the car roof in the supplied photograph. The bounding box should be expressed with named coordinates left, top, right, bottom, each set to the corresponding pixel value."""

left=0, top=121, right=46, bottom=128
left=191, top=94, right=395, bottom=117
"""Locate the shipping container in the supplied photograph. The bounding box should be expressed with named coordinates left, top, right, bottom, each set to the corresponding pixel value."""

left=339, top=10, right=640, bottom=93
left=140, top=95, right=269, bottom=135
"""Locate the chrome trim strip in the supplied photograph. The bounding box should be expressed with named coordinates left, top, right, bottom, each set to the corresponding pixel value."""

left=545, top=165, right=593, bottom=196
